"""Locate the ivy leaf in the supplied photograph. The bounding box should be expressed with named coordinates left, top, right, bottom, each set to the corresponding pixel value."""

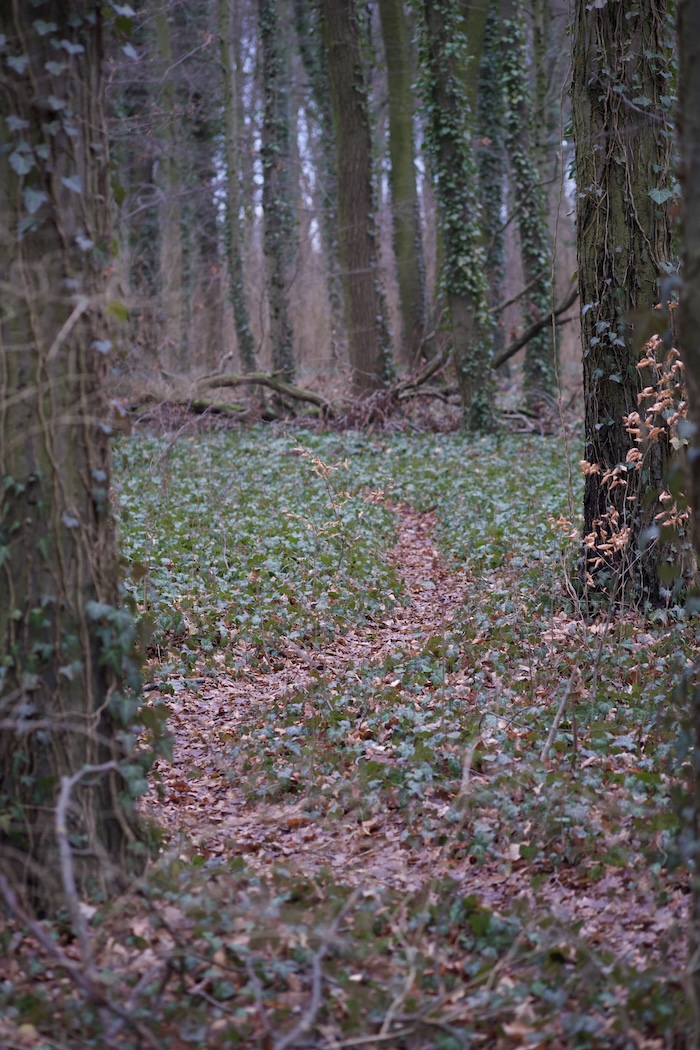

left=122, top=43, right=138, bottom=60
left=6, top=115, right=29, bottom=131
left=45, top=60, right=66, bottom=74
left=648, top=187, right=673, bottom=205
left=7, top=54, right=30, bottom=74
left=9, top=150, right=34, bottom=176
left=92, top=339, right=113, bottom=355
left=59, top=39, right=84, bottom=54
left=61, top=175, right=82, bottom=194
left=62, top=510, right=80, bottom=529
left=24, top=188, right=48, bottom=214
left=76, top=233, right=93, bottom=250
left=33, top=20, right=58, bottom=35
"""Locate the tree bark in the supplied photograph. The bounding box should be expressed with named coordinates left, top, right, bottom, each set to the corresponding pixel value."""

left=320, top=0, right=393, bottom=396
left=500, top=0, right=556, bottom=403
left=417, top=0, right=496, bottom=430
left=677, top=3, right=700, bottom=1035
left=378, top=0, right=430, bottom=368
left=572, top=0, right=675, bottom=604
left=155, top=8, right=187, bottom=372
left=259, top=0, right=297, bottom=381
left=293, top=0, right=347, bottom=370
left=0, top=2, right=146, bottom=909
left=220, top=0, right=257, bottom=373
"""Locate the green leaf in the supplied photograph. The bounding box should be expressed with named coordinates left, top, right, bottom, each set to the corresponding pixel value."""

left=648, top=187, right=673, bottom=204
left=61, top=175, right=82, bottom=194
left=9, top=150, right=34, bottom=176
left=23, top=188, right=47, bottom=214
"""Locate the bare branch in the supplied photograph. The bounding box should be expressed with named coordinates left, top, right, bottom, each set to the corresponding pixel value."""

left=490, top=284, right=579, bottom=370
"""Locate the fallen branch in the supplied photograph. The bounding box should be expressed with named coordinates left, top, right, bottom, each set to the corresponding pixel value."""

left=541, top=666, right=580, bottom=763
left=396, top=347, right=452, bottom=394
left=0, top=871, right=163, bottom=1050
left=198, top=371, right=332, bottom=415
left=490, top=284, right=579, bottom=370
left=273, top=887, right=361, bottom=1050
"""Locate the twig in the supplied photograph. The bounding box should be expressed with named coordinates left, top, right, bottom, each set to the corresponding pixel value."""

left=541, top=666, right=580, bottom=763
left=491, top=272, right=546, bottom=317
left=0, top=872, right=163, bottom=1050
left=274, top=888, right=361, bottom=1050
left=56, top=761, right=120, bottom=976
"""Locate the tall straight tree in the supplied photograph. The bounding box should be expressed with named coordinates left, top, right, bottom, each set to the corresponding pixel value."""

left=220, top=0, right=257, bottom=373
left=417, top=0, right=496, bottom=430
left=0, top=2, right=147, bottom=908
left=293, top=0, right=347, bottom=369
left=572, top=0, right=675, bottom=603
left=258, top=0, right=297, bottom=381
left=155, top=6, right=187, bottom=371
left=321, top=0, right=393, bottom=396
left=500, top=0, right=556, bottom=404
left=378, top=0, right=430, bottom=368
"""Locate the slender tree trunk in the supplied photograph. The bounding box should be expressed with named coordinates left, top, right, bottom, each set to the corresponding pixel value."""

left=0, top=2, right=146, bottom=910
left=155, top=8, right=187, bottom=372
left=417, top=0, right=496, bottom=430
left=220, top=0, right=257, bottom=373
left=259, top=0, right=297, bottom=381
left=500, top=0, right=556, bottom=404
left=320, top=0, right=393, bottom=396
left=378, top=0, right=430, bottom=368
left=476, top=2, right=507, bottom=364
left=293, top=0, right=347, bottom=371
left=572, top=0, right=675, bottom=604
left=678, top=1, right=700, bottom=1037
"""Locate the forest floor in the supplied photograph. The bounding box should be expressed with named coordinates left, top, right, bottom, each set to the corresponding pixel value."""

left=0, top=425, right=695, bottom=1049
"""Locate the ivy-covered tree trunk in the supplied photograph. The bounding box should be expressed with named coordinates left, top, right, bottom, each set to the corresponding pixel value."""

left=320, top=0, right=393, bottom=396
left=572, top=0, right=675, bottom=604
left=0, top=3, right=147, bottom=909
left=293, top=0, right=347, bottom=371
left=155, top=8, right=187, bottom=372
left=417, top=0, right=496, bottom=431
left=500, top=0, right=556, bottom=405
left=378, top=0, right=430, bottom=368
left=220, top=0, right=257, bottom=373
left=678, top=0, right=700, bottom=1033
left=259, top=0, right=297, bottom=381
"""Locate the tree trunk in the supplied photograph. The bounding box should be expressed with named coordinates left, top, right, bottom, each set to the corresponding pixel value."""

left=320, top=0, right=393, bottom=396
left=476, top=2, right=507, bottom=364
left=259, top=0, right=297, bottom=381
left=220, top=0, right=257, bottom=373
left=155, top=8, right=188, bottom=373
left=293, top=0, right=347, bottom=371
left=500, top=0, right=556, bottom=404
left=678, top=1, right=700, bottom=1038
left=572, top=0, right=675, bottom=604
left=0, top=3, right=146, bottom=910
left=417, top=0, right=496, bottom=430
left=378, top=0, right=430, bottom=368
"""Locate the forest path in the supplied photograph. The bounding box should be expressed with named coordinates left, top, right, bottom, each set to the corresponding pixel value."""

left=144, top=504, right=684, bottom=973
left=145, top=504, right=470, bottom=892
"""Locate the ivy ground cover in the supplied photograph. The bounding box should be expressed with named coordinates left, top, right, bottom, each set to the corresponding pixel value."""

left=1, top=427, right=693, bottom=1049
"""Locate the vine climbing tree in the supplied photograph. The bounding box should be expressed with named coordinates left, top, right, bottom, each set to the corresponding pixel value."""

left=416, top=0, right=496, bottom=430
left=0, top=2, right=156, bottom=910
left=572, top=0, right=676, bottom=604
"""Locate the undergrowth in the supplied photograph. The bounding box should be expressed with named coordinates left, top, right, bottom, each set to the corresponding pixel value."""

left=1, top=428, right=692, bottom=1048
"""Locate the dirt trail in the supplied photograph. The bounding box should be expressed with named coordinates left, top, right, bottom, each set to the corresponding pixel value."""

left=144, top=506, right=686, bottom=971
left=145, top=505, right=471, bottom=886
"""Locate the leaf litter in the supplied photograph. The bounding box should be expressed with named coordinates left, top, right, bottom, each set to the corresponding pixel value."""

left=1, top=430, right=694, bottom=1048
